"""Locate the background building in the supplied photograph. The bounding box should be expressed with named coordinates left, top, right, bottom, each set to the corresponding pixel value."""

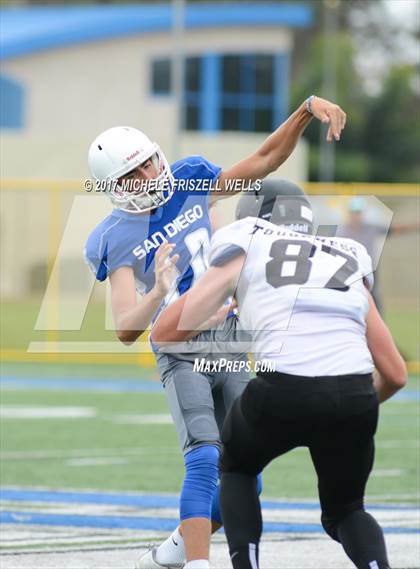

left=0, top=2, right=418, bottom=363
left=1, top=3, right=311, bottom=179
left=1, top=2, right=311, bottom=299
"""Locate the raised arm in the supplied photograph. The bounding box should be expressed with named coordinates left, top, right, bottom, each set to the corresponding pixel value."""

left=212, top=96, right=346, bottom=201
left=366, top=291, right=407, bottom=402
left=110, top=243, right=179, bottom=345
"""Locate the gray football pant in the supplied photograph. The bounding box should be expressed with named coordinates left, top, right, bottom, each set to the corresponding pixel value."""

left=155, top=319, right=250, bottom=454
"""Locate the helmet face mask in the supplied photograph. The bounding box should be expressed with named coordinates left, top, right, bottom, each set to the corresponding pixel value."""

left=88, top=127, right=175, bottom=213
left=109, top=149, right=174, bottom=213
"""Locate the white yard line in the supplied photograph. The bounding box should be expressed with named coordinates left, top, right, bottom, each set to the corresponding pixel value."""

left=371, top=469, right=405, bottom=477
left=367, top=492, right=420, bottom=501
left=111, top=414, right=173, bottom=424
left=1, top=447, right=178, bottom=461
left=0, top=406, right=97, bottom=419
left=66, top=458, right=132, bottom=467
left=376, top=440, right=420, bottom=449
left=1, top=534, right=419, bottom=568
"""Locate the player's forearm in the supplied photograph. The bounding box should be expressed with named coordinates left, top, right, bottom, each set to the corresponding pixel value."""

left=366, top=293, right=407, bottom=401
left=256, top=101, right=312, bottom=176
left=116, top=288, right=165, bottom=345
left=151, top=294, right=190, bottom=345
left=373, top=370, right=405, bottom=403
left=152, top=264, right=237, bottom=345
left=367, top=329, right=407, bottom=394
left=371, top=351, right=407, bottom=403
left=152, top=292, right=223, bottom=345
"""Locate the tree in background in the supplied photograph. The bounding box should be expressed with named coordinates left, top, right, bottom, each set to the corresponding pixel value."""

left=365, top=65, right=420, bottom=183
left=3, top=0, right=418, bottom=182
left=291, top=32, right=370, bottom=182
left=290, top=0, right=420, bottom=183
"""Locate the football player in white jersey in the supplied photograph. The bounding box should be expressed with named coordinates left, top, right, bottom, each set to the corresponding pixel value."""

left=151, top=181, right=407, bottom=569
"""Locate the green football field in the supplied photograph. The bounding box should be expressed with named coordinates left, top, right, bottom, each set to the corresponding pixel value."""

left=1, top=298, right=419, bottom=520
left=2, top=299, right=420, bottom=361
left=1, top=362, right=419, bottom=504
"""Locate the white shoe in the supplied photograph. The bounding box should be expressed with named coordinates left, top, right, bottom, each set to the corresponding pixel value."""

left=135, top=546, right=185, bottom=569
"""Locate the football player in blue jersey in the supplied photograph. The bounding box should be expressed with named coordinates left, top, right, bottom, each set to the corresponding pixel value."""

left=84, top=96, right=346, bottom=569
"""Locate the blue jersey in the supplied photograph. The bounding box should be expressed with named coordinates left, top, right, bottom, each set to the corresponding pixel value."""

left=84, top=155, right=221, bottom=316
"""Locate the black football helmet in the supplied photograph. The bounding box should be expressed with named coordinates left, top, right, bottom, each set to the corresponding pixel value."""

left=236, top=179, right=313, bottom=234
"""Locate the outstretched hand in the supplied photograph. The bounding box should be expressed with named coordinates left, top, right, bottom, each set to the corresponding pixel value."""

left=310, top=96, right=347, bottom=142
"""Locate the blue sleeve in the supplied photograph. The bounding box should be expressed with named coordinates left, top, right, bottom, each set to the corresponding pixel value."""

left=84, top=223, right=135, bottom=282
left=171, top=155, right=221, bottom=196
left=84, top=237, right=109, bottom=282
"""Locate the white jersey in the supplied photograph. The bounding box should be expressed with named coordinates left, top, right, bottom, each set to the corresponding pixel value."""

left=209, top=217, right=375, bottom=376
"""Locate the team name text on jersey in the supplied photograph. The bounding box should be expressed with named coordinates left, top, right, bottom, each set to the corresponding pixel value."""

left=132, top=205, right=204, bottom=260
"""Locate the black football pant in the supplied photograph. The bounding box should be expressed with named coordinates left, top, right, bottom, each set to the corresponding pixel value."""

left=220, top=372, right=390, bottom=569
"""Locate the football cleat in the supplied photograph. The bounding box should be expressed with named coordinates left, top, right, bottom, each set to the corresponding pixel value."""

left=135, top=545, right=185, bottom=569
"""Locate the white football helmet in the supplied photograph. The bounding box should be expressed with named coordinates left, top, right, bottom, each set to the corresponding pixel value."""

left=88, top=126, right=174, bottom=213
